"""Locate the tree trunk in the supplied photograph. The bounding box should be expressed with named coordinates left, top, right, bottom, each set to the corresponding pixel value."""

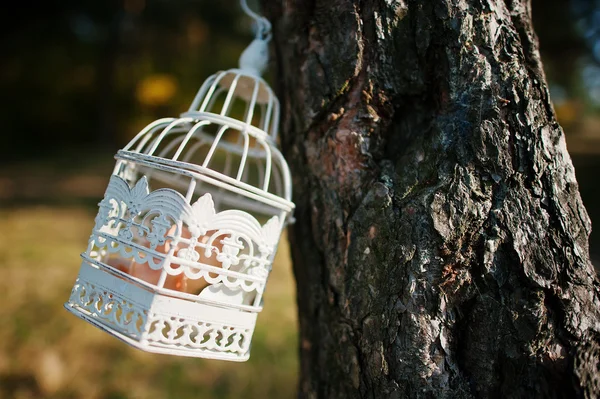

left=264, top=0, right=600, bottom=398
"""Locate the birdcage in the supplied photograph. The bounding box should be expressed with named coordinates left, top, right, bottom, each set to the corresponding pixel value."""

left=64, top=7, right=294, bottom=361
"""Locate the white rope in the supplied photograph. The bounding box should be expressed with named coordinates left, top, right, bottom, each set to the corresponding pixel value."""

left=240, top=0, right=272, bottom=41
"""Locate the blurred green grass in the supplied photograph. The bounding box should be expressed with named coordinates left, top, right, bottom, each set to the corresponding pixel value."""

left=0, top=206, right=298, bottom=399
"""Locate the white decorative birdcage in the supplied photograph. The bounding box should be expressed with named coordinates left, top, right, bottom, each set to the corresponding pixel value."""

left=64, top=5, right=294, bottom=362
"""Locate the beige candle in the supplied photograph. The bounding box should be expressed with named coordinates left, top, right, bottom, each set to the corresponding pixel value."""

left=128, top=225, right=224, bottom=294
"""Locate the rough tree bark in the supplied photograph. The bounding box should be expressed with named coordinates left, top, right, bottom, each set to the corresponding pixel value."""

left=264, top=0, right=600, bottom=398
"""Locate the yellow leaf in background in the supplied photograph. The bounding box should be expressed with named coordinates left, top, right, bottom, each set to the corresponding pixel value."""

left=136, top=74, right=178, bottom=106
left=555, top=100, right=580, bottom=126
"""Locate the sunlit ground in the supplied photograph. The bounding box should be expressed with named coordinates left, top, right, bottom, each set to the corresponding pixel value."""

left=0, top=157, right=298, bottom=399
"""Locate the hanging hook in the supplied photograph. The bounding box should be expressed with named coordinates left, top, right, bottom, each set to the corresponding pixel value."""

left=240, top=0, right=272, bottom=41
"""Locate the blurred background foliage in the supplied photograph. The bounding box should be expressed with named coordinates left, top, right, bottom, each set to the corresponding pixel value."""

left=0, top=0, right=599, bottom=398
left=0, top=0, right=253, bottom=158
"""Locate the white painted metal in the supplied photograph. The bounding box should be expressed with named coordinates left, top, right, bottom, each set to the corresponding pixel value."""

left=64, top=1, right=293, bottom=361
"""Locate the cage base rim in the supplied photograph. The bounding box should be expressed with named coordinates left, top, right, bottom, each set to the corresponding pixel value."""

left=63, top=303, right=251, bottom=362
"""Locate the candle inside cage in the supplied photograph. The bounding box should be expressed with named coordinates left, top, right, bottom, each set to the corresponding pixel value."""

left=105, top=226, right=226, bottom=294
left=131, top=226, right=225, bottom=294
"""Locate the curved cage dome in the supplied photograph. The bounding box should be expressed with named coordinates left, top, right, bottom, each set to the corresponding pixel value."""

left=186, top=68, right=279, bottom=138
left=118, top=66, right=291, bottom=217
left=64, top=30, right=294, bottom=361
